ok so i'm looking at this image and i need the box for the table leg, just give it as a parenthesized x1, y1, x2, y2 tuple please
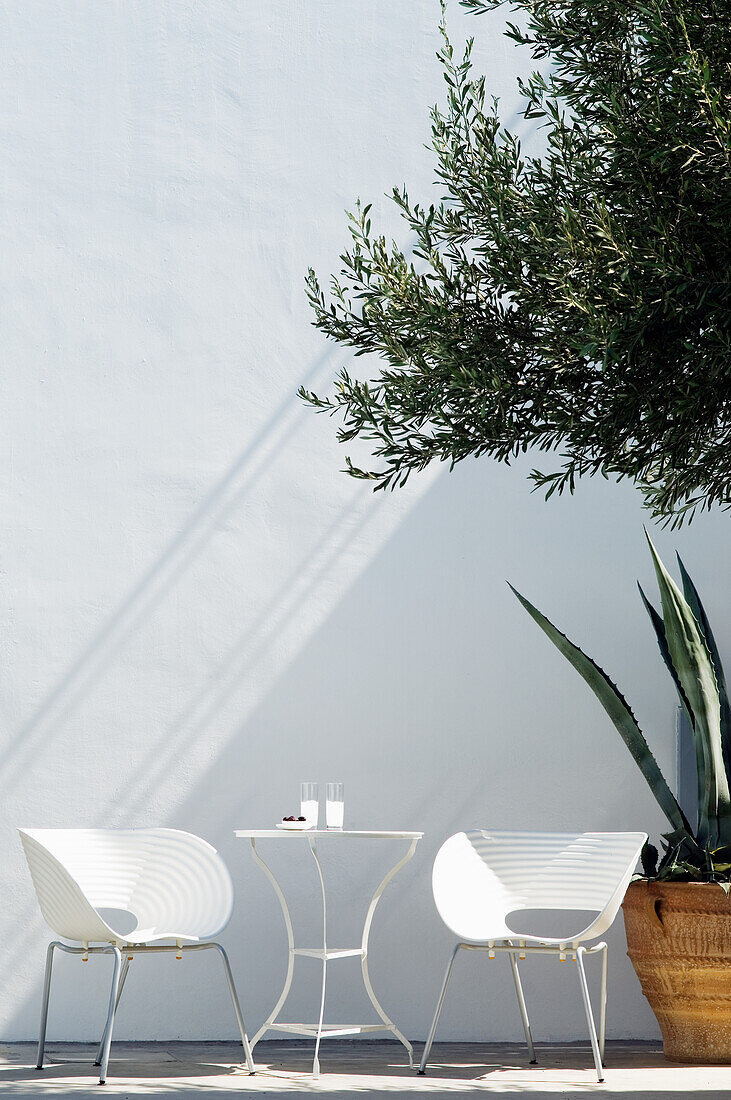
(248, 838, 296, 1049)
(247, 834, 418, 1078)
(307, 837, 328, 1079)
(360, 838, 418, 1067)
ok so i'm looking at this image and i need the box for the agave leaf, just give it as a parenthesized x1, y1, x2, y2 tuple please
(640, 840, 659, 878)
(645, 533, 730, 847)
(662, 826, 702, 854)
(638, 582, 704, 833)
(676, 554, 731, 790)
(638, 583, 695, 726)
(509, 583, 691, 837)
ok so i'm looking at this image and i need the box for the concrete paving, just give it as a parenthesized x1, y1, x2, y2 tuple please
(0, 1040, 729, 1097)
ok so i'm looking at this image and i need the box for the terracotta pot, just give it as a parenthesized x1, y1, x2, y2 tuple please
(622, 880, 731, 1063)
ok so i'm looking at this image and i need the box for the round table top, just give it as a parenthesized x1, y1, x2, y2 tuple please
(234, 829, 423, 840)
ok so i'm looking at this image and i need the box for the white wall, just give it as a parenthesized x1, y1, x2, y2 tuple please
(1, 0, 729, 1045)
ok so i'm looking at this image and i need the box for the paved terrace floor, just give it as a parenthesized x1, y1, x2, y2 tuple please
(1, 1041, 729, 1098)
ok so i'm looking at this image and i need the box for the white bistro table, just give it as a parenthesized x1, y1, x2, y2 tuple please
(235, 829, 422, 1077)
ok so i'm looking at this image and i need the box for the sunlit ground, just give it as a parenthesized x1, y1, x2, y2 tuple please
(1, 1041, 729, 1097)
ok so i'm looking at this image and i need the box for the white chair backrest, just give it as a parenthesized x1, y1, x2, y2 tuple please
(432, 830, 647, 944)
(19, 828, 234, 944)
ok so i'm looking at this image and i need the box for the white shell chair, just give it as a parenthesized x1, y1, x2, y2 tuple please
(419, 830, 647, 1082)
(19, 828, 256, 1085)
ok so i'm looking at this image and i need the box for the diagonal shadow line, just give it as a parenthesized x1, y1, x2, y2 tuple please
(0, 348, 337, 790)
(117, 492, 384, 823)
(4, 479, 383, 969)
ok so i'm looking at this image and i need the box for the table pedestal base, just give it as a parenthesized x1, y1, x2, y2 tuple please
(248, 835, 418, 1078)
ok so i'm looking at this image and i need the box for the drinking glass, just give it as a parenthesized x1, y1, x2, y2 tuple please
(326, 782, 344, 829)
(300, 782, 319, 827)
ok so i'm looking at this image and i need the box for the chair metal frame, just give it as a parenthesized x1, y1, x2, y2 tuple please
(418, 829, 646, 1083)
(419, 939, 608, 1081)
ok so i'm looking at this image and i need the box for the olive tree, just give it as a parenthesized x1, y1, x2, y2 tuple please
(302, 0, 731, 525)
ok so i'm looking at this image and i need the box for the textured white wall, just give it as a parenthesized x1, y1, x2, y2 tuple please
(1, 0, 729, 1046)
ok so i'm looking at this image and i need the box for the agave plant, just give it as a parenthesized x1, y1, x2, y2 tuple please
(511, 532, 731, 884)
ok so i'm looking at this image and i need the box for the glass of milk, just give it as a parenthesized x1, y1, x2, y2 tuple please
(326, 782, 344, 829)
(300, 782, 319, 827)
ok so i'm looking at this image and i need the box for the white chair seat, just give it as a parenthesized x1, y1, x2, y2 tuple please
(420, 829, 646, 1083)
(117, 928, 202, 943)
(19, 827, 256, 1084)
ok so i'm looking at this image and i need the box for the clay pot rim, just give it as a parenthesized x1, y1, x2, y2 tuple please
(626, 878, 731, 890)
(623, 878, 731, 909)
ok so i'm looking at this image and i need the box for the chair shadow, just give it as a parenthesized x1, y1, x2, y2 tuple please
(1, 1042, 237, 1084)
(1, 1041, 728, 1097)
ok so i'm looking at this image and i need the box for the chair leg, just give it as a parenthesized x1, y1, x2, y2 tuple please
(36, 941, 58, 1070)
(508, 951, 536, 1063)
(599, 944, 608, 1062)
(210, 943, 256, 1075)
(97, 947, 123, 1086)
(418, 943, 462, 1075)
(575, 946, 604, 1083)
(94, 956, 130, 1066)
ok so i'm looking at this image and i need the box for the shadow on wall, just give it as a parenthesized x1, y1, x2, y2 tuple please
(6, 353, 707, 1043)
(1, 348, 445, 1039)
(150, 460, 667, 1046)
(0, 348, 337, 791)
(0, 0, 683, 1049)
(8, 440, 681, 1043)
(0, 349, 366, 1002)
